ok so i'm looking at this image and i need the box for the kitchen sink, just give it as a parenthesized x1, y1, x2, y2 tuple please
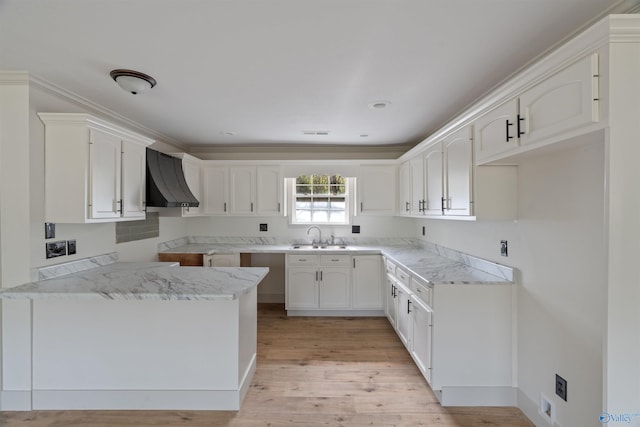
(290, 244, 349, 250)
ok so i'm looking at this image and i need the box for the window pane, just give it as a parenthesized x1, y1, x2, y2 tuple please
(311, 210, 328, 222)
(293, 174, 348, 224)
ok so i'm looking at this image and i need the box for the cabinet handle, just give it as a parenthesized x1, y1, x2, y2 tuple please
(208, 258, 212, 267)
(316, 271, 319, 281)
(224, 202, 227, 212)
(353, 258, 356, 268)
(505, 119, 514, 142)
(278, 202, 281, 212)
(360, 202, 363, 212)
(441, 197, 445, 213)
(517, 114, 525, 137)
(115, 199, 122, 214)
(320, 271, 323, 281)
(251, 202, 254, 212)
(405, 201, 410, 212)
(407, 300, 412, 314)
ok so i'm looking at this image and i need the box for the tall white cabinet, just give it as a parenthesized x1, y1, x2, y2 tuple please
(38, 113, 153, 223)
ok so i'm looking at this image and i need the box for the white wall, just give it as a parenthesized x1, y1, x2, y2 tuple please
(28, 84, 188, 271)
(416, 138, 606, 427)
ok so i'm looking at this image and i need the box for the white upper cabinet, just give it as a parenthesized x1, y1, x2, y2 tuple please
(38, 113, 153, 223)
(357, 165, 396, 215)
(475, 53, 599, 164)
(443, 127, 473, 216)
(398, 161, 412, 216)
(423, 144, 444, 215)
(203, 166, 229, 215)
(202, 165, 282, 216)
(519, 53, 599, 147)
(256, 166, 282, 215)
(229, 167, 256, 214)
(409, 155, 424, 216)
(180, 155, 203, 217)
(120, 139, 147, 219)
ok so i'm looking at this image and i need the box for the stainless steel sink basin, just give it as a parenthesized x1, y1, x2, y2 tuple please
(290, 244, 348, 250)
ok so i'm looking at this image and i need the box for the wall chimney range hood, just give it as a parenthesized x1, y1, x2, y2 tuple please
(145, 148, 199, 208)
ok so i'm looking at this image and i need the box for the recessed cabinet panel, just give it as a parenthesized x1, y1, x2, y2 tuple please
(358, 165, 397, 215)
(424, 145, 444, 215)
(230, 167, 255, 214)
(89, 130, 122, 219)
(203, 167, 229, 214)
(410, 296, 432, 384)
(256, 166, 282, 215)
(319, 268, 351, 308)
(287, 267, 318, 309)
(352, 255, 383, 309)
(410, 155, 424, 216)
(398, 161, 411, 215)
(520, 54, 598, 147)
(121, 139, 146, 218)
(474, 100, 518, 163)
(444, 128, 473, 216)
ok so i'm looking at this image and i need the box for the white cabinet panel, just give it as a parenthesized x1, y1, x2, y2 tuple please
(256, 166, 282, 215)
(444, 127, 473, 216)
(424, 145, 444, 215)
(121, 139, 146, 219)
(352, 255, 383, 309)
(203, 167, 229, 215)
(410, 155, 424, 216)
(287, 267, 318, 309)
(385, 276, 397, 329)
(395, 283, 412, 349)
(358, 165, 396, 215)
(203, 253, 240, 267)
(410, 295, 432, 385)
(229, 167, 255, 215)
(90, 129, 122, 219)
(473, 100, 518, 163)
(319, 268, 351, 308)
(398, 161, 411, 215)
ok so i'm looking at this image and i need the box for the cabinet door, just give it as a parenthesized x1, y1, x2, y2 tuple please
(89, 129, 121, 219)
(204, 253, 240, 267)
(121, 139, 146, 219)
(230, 167, 256, 214)
(182, 160, 202, 217)
(256, 166, 282, 216)
(444, 127, 473, 216)
(203, 167, 229, 214)
(410, 296, 433, 384)
(410, 155, 424, 216)
(520, 53, 598, 147)
(352, 255, 383, 309)
(385, 276, 397, 329)
(319, 268, 351, 308)
(473, 99, 518, 164)
(424, 144, 444, 215)
(395, 284, 412, 349)
(287, 268, 319, 309)
(398, 161, 411, 215)
(358, 165, 396, 215)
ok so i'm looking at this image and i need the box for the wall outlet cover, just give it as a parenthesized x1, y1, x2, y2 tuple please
(46, 241, 66, 259)
(67, 240, 77, 255)
(555, 374, 567, 401)
(352, 225, 361, 234)
(259, 223, 268, 232)
(500, 240, 508, 257)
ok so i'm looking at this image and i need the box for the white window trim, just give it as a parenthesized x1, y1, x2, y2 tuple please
(286, 176, 354, 225)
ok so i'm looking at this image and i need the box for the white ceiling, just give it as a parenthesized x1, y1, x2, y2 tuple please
(1, 0, 637, 151)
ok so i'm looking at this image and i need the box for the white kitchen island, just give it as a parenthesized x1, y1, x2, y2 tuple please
(0, 257, 268, 411)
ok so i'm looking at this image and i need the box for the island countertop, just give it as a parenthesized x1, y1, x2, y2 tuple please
(0, 262, 269, 301)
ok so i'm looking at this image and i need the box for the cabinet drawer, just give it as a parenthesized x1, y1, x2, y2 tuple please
(320, 254, 351, 267)
(396, 267, 410, 286)
(287, 254, 319, 265)
(411, 277, 433, 307)
(385, 258, 397, 275)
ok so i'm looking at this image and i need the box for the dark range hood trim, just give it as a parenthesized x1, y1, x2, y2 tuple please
(145, 148, 200, 208)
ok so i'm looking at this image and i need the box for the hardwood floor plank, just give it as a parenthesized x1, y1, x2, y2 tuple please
(0, 303, 533, 427)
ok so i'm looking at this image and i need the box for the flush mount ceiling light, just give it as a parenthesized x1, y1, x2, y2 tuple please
(368, 100, 391, 109)
(110, 69, 157, 95)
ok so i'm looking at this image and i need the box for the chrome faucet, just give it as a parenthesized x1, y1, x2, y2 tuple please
(307, 225, 322, 245)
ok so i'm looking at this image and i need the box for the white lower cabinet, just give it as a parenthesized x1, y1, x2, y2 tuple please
(384, 257, 513, 405)
(286, 255, 351, 310)
(352, 255, 383, 309)
(203, 253, 240, 267)
(410, 295, 433, 384)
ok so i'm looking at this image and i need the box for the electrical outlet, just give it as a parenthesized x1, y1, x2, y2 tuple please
(500, 240, 508, 257)
(259, 223, 268, 232)
(44, 222, 55, 239)
(67, 240, 77, 255)
(352, 225, 360, 234)
(45, 241, 66, 259)
(556, 374, 567, 401)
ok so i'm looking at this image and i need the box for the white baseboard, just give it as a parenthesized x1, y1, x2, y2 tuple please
(0, 390, 32, 410)
(287, 309, 385, 317)
(438, 386, 517, 406)
(238, 353, 257, 404)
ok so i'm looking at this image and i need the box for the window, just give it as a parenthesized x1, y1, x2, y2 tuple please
(290, 174, 350, 224)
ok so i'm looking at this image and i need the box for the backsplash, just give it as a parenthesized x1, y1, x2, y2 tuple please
(37, 252, 119, 281)
(116, 212, 160, 243)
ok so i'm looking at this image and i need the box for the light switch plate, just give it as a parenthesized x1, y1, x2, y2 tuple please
(45, 222, 55, 239)
(67, 240, 77, 255)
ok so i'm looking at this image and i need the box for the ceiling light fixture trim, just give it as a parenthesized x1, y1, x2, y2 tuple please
(110, 69, 157, 95)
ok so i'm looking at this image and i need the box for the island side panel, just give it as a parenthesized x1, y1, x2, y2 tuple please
(238, 286, 258, 400)
(31, 299, 242, 409)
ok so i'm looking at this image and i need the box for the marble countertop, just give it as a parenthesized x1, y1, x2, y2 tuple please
(0, 262, 269, 301)
(159, 241, 513, 286)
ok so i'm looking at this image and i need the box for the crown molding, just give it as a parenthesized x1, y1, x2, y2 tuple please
(0, 71, 30, 86)
(28, 73, 188, 151)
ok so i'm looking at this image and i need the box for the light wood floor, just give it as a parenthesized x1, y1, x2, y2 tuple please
(1, 304, 533, 426)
